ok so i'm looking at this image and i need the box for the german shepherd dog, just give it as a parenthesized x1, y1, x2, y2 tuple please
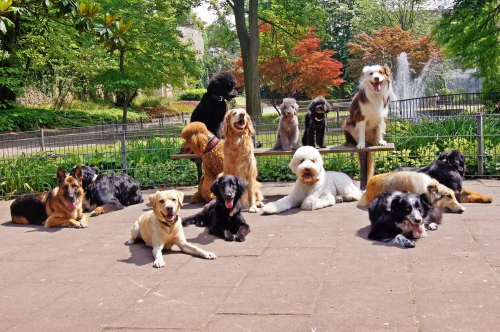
(10, 166, 88, 228)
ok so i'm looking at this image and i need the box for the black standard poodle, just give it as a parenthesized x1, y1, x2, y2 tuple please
(190, 71, 238, 138)
(302, 96, 331, 148)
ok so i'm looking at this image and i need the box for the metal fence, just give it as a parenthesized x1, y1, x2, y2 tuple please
(1, 92, 500, 199)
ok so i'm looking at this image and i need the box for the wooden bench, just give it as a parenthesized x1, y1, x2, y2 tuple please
(170, 143, 395, 190)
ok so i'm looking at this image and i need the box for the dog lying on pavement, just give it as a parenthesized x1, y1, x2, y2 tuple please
(71, 165, 143, 217)
(183, 175, 250, 242)
(128, 190, 216, 268)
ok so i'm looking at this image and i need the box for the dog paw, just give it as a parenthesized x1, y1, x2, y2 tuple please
(319, 145, 326, 148)
(405, 240, 416, 248)
(248, 205, 259, 213)
(202, 252, 217, 259)
(256, 201, 264, 208)
(90, 210, 99, 217)
(153, 258, 165, 268)
(77, 221, 88, 228)
(426, 222, 438, 230)
(235, 235, 246, 242)
(262, 204, 278, 215)
(378, 140, 387, 146)
(356, 142, 366, 149)
(127, 238, 136, 244)
(224, 230, 235, 241)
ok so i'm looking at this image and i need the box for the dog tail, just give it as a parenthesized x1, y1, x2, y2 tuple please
(357, 192, 369, 206)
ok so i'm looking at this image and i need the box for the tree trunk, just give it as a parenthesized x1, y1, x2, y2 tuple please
(231, 0, 261, 117)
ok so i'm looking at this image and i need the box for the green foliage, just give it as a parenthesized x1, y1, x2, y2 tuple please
(434, 1, 500, 92)
(180, 89, 206, 101)
(0, 107, 148, 132)
(0, 67, 23, 109)
(133, 95, 172, 108)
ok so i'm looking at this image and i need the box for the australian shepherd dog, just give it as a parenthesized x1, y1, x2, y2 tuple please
(342, 65, 392, 181)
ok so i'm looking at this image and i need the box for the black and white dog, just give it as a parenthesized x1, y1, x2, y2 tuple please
(70, 165, 143, 216)
(367, 190, 442, 248)
(183, 175, 250, 242)
(272, 98, 300, 151)
(302, 96, 331, 148)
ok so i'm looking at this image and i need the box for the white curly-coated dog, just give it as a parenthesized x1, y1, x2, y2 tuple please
(262, 146, 363, 214)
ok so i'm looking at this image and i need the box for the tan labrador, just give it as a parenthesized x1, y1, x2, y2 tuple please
(128, 190, 216, 268)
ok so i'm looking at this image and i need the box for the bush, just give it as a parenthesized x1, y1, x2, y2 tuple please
(179, 89, 205, 101)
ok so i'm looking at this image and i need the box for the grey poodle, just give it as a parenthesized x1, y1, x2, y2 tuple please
(272, 98, 300, 151)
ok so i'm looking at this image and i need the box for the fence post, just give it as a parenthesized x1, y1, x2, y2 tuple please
(40, 128, 45, 151)
(476, 113, 484, 176)
(121, 128, 127, 174)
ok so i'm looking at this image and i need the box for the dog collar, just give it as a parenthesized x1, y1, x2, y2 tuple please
(159, 215, 178, 227)
(314, 117, 324, 122)
(303, 179, 320, 186)
(212, 94, 224, 102)
(205, 135, 220, 153)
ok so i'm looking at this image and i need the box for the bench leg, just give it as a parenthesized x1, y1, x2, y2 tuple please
(194, 158, 203, 182)
(359, 152, 367, 191)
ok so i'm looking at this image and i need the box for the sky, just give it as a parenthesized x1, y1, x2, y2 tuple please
(193, 3, 217, 25)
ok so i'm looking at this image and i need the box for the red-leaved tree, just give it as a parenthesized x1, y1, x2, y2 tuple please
(234, 25, 344, 101)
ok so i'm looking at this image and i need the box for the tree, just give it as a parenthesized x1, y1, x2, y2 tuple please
(227, 0, 261, 117)
(347, 25, 442, 79)
(353, 0, 442, 37)
(235, 25, 344, 102)
(433, 0, 500, 91)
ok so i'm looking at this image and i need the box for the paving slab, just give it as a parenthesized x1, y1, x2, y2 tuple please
(0, 180, 500, 331)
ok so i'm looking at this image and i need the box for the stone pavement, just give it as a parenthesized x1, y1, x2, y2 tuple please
(1, 179, 500, 331)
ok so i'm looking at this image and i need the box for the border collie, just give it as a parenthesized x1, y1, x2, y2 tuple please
(368, 190, 443, 248)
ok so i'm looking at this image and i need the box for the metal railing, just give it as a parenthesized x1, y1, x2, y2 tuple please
(1, 92, 500, 199)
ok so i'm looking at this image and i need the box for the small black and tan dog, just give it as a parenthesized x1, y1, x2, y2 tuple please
(71, 165, 144, 217)
(10, 166, 88, 228)
(302, 96, 331, 148)
(183, 175, 250, 242)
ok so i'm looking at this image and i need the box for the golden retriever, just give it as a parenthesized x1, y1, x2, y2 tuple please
(128, 190, 216, 268)
(358, 171, 465, 213)
(221, 108, 264, 213)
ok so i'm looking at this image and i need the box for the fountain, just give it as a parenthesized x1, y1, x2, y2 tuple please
(391, 52, 439, 119)
(392, 52, 427, 100)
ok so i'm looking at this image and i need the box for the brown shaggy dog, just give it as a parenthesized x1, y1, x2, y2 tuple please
(221, 109, 264, 213)
(358, 171, 465, 213)
(181, 122, 224, 203)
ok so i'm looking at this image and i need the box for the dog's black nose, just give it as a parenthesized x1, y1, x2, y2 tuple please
(305, 167, 310, 172)
(166, 205, 173, 212)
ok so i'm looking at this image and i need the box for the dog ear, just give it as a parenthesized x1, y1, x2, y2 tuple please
(236, 177, 248, 196)
(89, 165, 99, 174)
(72, 165, 83, 182)
(149, 191, 159, 207)
(427, 183, 438, 197)
(210, 178, 220, 195)
(294, 102, 299, 113)
(325, 100, 331, 112)
(173, 190, 184, 207)
(246, 114, 255, 134)
(308, 101, 315, 113)
(438, 150, 451, 161)
(382, 66, 391, 77)
(221, 114, 229, 137)
(56, 166, 66, 184)
(419, 193, 434, 210)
